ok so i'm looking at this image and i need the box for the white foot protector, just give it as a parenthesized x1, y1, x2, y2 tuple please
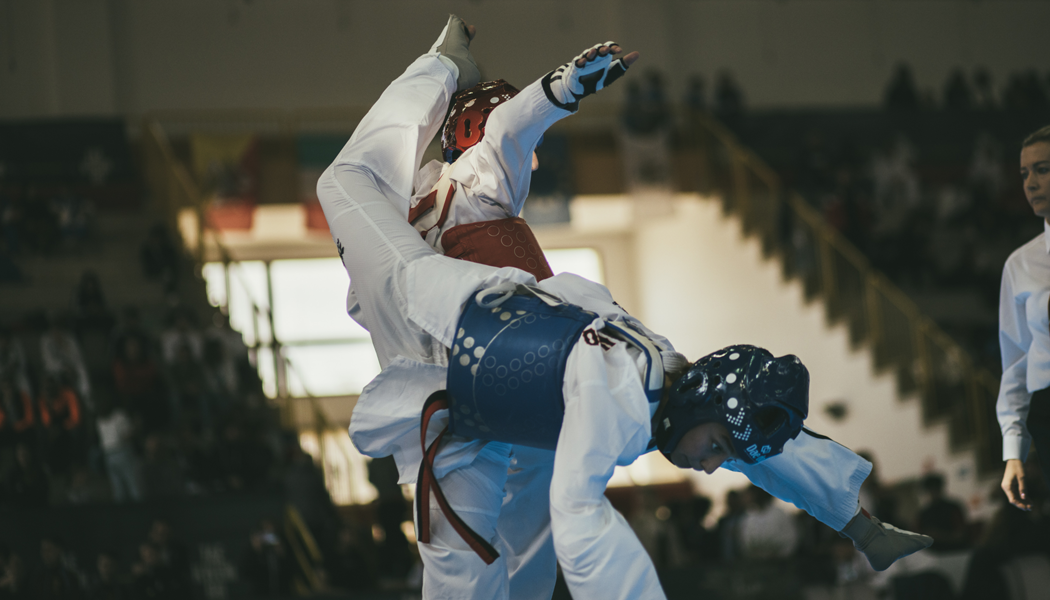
(841, 509, 934, 572)
(542, 41, 631, 112)
(431, 14, 480, 92)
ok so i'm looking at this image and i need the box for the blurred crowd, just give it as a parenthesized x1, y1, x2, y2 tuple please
(620, 453, 1050, 600)
(0, 284, 282, 507)
(0, 520, 191, 600)
(0, 187, 96, 283)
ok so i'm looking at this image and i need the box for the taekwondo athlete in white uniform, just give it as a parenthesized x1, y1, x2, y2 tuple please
(315, 15, 932, 600)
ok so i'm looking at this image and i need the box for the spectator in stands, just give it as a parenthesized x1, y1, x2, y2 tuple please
(213, 420, 272, 491)
(796, 131, 835, 198)
(671, 496, 718, 563)
(49, 188, 93, 248)
(38, 375, 84, 477)
(145, 519, 190, 589)
(205, 312, 249, 398)
(738, 485, 799, 560)
(165, 343, 213, 433)
(366, 455, 413, 581)
(916, 472, 968, 550)
(200, 338, 234, 417)
(86, 550, 129, 600)
(0, 374, 35, 446)
(241, 518, 292, 598)
(629, 488, 684, 569)
(972, 67, 996, 109)
(0, 188, 22, 256)
(95, 394, 142, 503)
(20, 187, 60, 257)
(2, 442, 50, 508)
(130, 543, 180, 600)
(108, 307, 155, 364)
(64, 464, 108, 505)
(883, 63, 919, 111)
(111, 335, 164, 432)
(684, 74, 706, 114)
(139, 434, 186, 499)
(326, 524, 376, 592)
(1003, 70, 1049, 111)
(942, 68, 973, 111)
(0, 327, 29, 397)
(716, 489, 746, 562)
(71, 272, 115, 378)
(0, 244, 24, 284)
(713, 70, 744, 129)
(868, 133, 923, 281)
(0, 545, 28, 598)
(857, 450, 898, 526)
(159, 309, 202, 365)
(40, 316, 91, 410)
(71, 271, 113, 332)
(139, 224, 181, 293)
(30, 536, 83, 599)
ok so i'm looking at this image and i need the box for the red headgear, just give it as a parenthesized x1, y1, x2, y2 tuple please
(441, 80, 520, 163)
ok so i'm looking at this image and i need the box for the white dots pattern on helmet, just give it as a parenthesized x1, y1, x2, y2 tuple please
(729, 352, 740, 360)
(733, 425, 752, 441)
(490, 97, 500, 103)
(727, 409, 744, 427)
(726, 373, 737, 384)
(726, 398, 738, 410)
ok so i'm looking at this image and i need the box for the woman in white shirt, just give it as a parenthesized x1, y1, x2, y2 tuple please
(998, 124, 1050, 510)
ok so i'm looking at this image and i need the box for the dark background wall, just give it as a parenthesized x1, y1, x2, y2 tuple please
(1, 0, 1047, 117)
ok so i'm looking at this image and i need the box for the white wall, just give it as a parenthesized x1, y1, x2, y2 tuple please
(566, 194, 987, 517)
(1, 0, 1047, 118)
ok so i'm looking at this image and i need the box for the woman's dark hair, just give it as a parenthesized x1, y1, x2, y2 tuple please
(1022, 124, 1050, 148)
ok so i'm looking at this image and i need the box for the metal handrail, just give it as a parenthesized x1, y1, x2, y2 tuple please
(284, 504, 324, 591)
(688, 111, 1002, 476)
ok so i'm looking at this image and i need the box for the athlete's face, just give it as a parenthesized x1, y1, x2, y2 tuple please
(532, 151, 539, 172)
(1021, 142, 1050, 221)
(670, 422, 733, 474)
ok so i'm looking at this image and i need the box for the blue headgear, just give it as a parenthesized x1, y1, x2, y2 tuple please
(653, 344, 809, 465)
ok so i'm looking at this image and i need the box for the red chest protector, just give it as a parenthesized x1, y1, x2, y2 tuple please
(441, 217, 554, 281)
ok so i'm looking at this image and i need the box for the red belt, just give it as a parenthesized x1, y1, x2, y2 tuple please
(415, 391, 500, 565)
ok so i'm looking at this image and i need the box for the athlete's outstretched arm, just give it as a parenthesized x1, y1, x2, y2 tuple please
(449, 43, 641, 220)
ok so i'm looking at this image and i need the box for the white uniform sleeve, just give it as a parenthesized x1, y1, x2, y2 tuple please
(721, 430, 871, 532)
(549, 326, 666, 600)
(442, 79, 572, 225)
(998, 261, 1034, 462)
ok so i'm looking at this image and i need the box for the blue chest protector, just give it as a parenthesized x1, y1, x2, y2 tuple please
(446, 288, 664, 450)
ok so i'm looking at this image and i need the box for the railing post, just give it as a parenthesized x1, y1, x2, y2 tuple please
(913, 319, 934, 420)
(818, 234, 837, 317)
(731, 146, 750, 228)
(865, 274, 883, 361)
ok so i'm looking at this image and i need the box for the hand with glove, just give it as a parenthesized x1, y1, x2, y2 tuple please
(543, 42, 641, 112)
